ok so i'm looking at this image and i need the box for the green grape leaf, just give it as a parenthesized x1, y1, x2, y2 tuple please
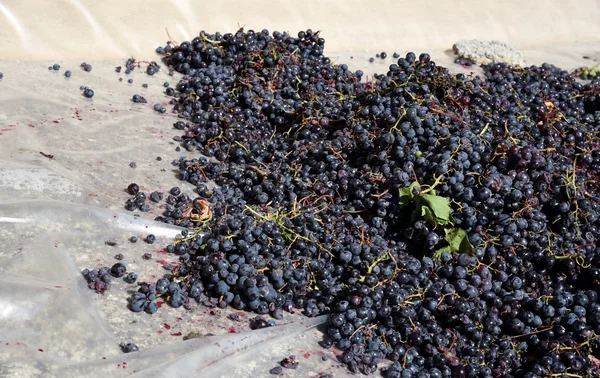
(421, 194, 453, 225)
(399, 181, 420, 207)
(433, 246, 452, 260)
(444, 228, 475, 255)
(433, 228, 474, 260)
(421, 205, 434, 221)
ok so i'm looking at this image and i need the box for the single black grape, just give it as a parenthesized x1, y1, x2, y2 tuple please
(124, 272, 138, 284)
(127, 183, 139, 195)
(121, 343, 139, 353)
(130, 298, 147, 312)
(110, 263, 127, 278)
(145, 302, 158, 314)
(269, 366, 282, 375)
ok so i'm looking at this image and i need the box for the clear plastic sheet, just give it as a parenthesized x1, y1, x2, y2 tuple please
(0, 61, 343, 377)
(0, 200, 335, 377)
(1, 1, 600, 377)
(2, 0, 600, 62)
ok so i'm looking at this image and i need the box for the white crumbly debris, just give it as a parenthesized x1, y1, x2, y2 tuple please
(453, 39, 525, 66)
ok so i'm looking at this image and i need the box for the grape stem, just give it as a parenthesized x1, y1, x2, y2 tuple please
(420, 174, 444, 195)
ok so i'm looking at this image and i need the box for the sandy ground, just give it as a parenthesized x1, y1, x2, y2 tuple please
(1, 1, 600, 377)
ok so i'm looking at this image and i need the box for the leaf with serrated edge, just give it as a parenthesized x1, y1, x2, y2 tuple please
(444, 228, 461, 250)
(421, 194, 453, 223)
(444, 228, 475, 255)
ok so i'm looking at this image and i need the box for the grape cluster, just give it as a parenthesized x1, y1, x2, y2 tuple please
(573, 66, 599, 80)
(279, 355, 299, 369)
(249, 316, 276, 329)
(129, 279, 187, 314)
(80, 62, 92, 72)
(132, 94, 148, 103)
(117, 57, 161, 76)
(153, 103, 167, 113)
(82, 267, 112, 293)
(124, 184, 152, 212)
(116, 28, 600, 377)
(454, 57, 474, 67)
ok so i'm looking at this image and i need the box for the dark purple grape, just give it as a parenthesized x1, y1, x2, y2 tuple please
(145, 302, 158, 314)
(121, 343, 139, 353)
(83, 88, 94, 98)
(110, 263, 127, 278)
(127, 183, 139, 195)
(269, 366, 282, 375)
(124, 272, 138, 284)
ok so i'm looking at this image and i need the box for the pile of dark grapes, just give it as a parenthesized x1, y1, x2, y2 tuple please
(80, 62, 92, 72)
(116, 57, 161, 76)
(454, 57, 474, 67)
(573, 66, 599, 80)
(82, 267, 112, 293)
(123, 29, 600, 377)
